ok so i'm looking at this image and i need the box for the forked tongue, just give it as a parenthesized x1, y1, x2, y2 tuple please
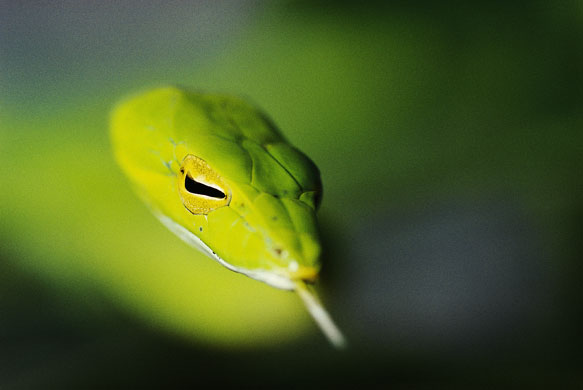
(295, 281, 347, 349)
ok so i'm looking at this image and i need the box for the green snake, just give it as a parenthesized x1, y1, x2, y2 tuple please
(110, 86, 345, 348)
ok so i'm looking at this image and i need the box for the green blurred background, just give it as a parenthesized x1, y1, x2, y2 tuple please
(1, 1, 581, 387)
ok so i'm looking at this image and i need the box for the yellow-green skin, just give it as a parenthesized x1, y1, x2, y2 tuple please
(110, 87, 323, 290)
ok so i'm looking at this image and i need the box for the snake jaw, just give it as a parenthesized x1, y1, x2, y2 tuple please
(289, 264, 319, 283)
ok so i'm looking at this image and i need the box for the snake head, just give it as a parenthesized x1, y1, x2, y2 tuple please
(111, 86, 323, 290)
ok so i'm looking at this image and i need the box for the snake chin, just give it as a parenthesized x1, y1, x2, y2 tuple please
(155, 213, 300, 290)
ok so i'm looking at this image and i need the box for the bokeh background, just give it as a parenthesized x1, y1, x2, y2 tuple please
(1, 1, 581, 387)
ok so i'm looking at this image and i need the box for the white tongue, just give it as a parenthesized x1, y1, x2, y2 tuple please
(296, 282, 347, 349)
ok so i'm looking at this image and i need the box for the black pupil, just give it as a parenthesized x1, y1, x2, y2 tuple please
(184, 175, 226, 199)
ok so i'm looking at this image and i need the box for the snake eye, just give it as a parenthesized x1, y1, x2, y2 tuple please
(184, 174, 226, 199)
(178, 154, 231, 215)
